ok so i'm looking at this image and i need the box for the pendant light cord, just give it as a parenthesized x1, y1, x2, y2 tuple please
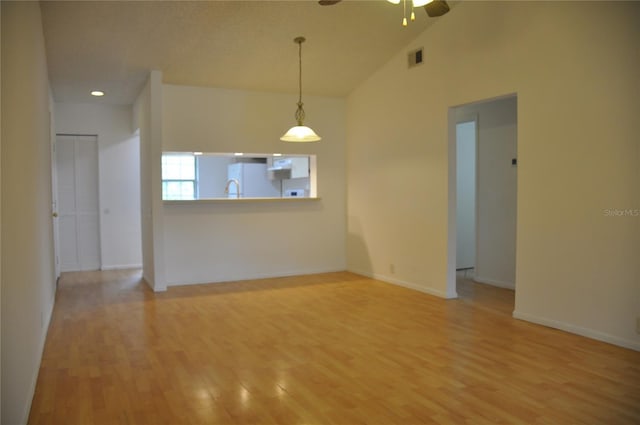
(280, 35, 321, 142)
(294, 37, 306, 125)
(298, 39, 303, 105)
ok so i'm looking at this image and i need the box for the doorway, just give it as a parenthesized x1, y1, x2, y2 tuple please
(456, 119, 477, 273)
(448, 95, 518, 298)
(54, 134, 101, 272)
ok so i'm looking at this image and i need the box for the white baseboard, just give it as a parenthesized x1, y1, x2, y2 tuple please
(348, 268, 458, 299)
(166, 267, 347, 287)
(141, 275, 165, 292)
(513, 310, 640, 352)
(101, 263, 143, 271)
(474, 276, 515, 290)
(22, 291, 56, 424)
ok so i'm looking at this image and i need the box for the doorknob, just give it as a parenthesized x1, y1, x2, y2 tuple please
(52, 212, 58, 218)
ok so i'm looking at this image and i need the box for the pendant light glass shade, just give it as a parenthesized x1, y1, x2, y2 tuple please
(281, 36, 321, 143)
(281, 125, 321, 142)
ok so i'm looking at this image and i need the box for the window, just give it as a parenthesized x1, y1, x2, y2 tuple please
(162, 154, 196, 200)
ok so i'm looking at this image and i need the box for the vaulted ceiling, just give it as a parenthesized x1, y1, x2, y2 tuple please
(40, 0, 452, 104)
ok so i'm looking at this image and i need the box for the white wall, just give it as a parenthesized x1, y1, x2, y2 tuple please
(455, 120, 476, 270)
(347, 1, 640, 349)
(134, 79, 154, 286)
(0, 3, 3, 420)
(161, 84, 346, 285)
(55, 103, 142, 270)
(457, 97, 517, 288)
(1, 2, 57, 423)
(133, 71, 166, 291)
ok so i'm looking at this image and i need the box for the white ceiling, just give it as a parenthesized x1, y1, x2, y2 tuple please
(40, 0, 451, 105)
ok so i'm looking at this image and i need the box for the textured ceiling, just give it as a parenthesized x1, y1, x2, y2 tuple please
(40, 0, 449, 105)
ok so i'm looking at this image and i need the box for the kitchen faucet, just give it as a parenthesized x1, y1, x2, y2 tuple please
(224, 178, 241, 198)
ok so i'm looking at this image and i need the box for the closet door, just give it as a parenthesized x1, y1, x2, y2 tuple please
(56, 135, 101, 271)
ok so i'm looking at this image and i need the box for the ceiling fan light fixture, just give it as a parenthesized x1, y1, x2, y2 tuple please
(280, 36, 321, 143)
(424, 0, 450, 17)
(391, 0, 447, 26)
(412, 0, 433, 7)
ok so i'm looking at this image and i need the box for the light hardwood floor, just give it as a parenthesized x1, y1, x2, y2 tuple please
(28, 270, 640, 424)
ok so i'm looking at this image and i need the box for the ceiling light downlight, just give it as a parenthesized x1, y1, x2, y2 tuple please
(90, 90, 105, 97)
(280, 36, 321, 143)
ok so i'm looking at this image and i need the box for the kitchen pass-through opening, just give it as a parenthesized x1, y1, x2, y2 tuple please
(161, 152, 317, 200)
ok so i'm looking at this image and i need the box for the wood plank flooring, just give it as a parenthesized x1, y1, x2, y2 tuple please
(28, 270, 640, 424)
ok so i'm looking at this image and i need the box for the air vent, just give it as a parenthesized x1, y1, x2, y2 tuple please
(408, 47, 424, 68)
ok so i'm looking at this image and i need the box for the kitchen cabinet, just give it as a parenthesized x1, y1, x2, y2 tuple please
(273, 157, 309, 178)
(290, 157, 309, 178)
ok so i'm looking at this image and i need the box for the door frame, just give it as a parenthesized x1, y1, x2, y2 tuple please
(454, 114, 479, 272)
(54, 133, 102, 272)
(51, 125, 60, 279)
(447, 93, 518, 298)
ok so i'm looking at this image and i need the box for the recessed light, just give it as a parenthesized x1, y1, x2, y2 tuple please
(91, 90, 105, 97)
(193, 151, 203, 156)
(234, 152, 244, 156)
(272, 153, 282, 157)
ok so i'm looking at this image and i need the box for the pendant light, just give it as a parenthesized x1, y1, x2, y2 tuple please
(280, 36, 321, 142)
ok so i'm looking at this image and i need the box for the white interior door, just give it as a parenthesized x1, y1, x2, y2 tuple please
(56, 135, 101, 272)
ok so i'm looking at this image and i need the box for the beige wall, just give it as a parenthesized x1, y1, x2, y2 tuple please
(161, 84, 346, 285)
(0, 3, 3, 420)
(347, 1, 640, 349)
(1, 2, 57, 423)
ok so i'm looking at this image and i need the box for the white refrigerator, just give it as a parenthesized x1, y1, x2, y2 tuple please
(227, 163, 281, 198)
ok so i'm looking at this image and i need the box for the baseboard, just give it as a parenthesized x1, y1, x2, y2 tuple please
(101, 263, 143, 271)
(474, 276, 515, 290)
(142, 273, 153, 290)
(513, 310, 640, 352)
(166, 267, 347, 287)
(21, 291, 56, 424)
(348, 268, 458, 299)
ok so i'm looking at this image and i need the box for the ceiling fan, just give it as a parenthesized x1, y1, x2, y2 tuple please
(319, 0, 450, 19)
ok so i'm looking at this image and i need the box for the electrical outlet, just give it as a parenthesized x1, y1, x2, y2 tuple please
(390, 263, 395, 274)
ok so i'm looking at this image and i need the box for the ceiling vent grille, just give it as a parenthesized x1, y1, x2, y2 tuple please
(408, 48, 424, 68)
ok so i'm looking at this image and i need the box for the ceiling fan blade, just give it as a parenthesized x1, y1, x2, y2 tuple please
(424, 0, 450, 17)
(319, 0, 342, 5)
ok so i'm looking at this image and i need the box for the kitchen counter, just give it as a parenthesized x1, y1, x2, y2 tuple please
(164, 197, 321, 205)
